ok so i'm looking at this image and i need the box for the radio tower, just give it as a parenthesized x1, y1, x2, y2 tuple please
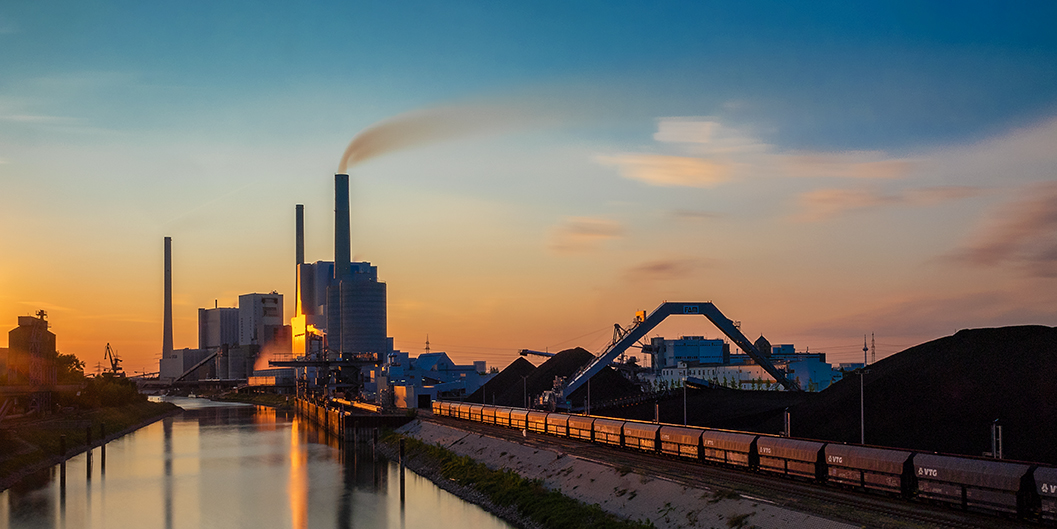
(871, 333, 876, 364)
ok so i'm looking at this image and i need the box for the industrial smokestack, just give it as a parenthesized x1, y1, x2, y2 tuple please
(295, 204, 305, 265)
(163, 236, 173, 357)
(334, 174, 351, 279)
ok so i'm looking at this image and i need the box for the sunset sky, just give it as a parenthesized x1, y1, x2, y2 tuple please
(2, 2, 1056, 374)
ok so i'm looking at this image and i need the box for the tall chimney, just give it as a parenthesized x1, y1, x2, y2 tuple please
(163, 236, 173, 357)
(295, 204, 305, 265)
(334, 174, 351, 279)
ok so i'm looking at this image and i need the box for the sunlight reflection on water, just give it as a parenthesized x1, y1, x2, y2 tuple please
(0, 397, 511, 529)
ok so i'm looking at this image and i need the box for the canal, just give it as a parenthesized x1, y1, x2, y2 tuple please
(0, 398, 512, 529)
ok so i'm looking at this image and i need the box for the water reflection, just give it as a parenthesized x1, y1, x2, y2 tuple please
(1, 397, 511, 529)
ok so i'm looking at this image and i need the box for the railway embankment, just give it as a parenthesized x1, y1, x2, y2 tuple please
(388, 418, 855, 529)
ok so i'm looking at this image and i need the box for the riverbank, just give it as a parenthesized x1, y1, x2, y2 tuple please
(388, 419, 855, 529)
(211, 392, 295, 410)
(0, 400, 180, 492)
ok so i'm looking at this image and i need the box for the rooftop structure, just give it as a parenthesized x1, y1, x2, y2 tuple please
(5, 311, 56, 387)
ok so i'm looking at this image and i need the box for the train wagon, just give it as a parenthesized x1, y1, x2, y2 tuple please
(527, 411, 550, 433)
(1034, 466, 1057, 521)
(510, 409, 530, 429)
(914, 453, 1033, 514)
(824, 444, 913, 495)
(433, 399, 450, 416)
(623, 421, 661, 452)
(568, 416, 595, 441)
(481, 405, 499, 425)
(431, 401, 444, 415)
(757, 437, 825, 480)
(494, 407, 514, 427)
(546, 413, 571, 437)
(469, 405, 485, 423)
(454, 403, 472, 420)
(593, 418, 624, 447)
(659, 425, 703, 459)
(701, 430, 758, 468)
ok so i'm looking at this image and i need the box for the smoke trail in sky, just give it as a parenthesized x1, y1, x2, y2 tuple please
(338, 102, 570, 173)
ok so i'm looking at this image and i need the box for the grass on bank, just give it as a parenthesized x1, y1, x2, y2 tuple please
(0, 400, 179, 484)
(212, 392, 295, 410)
(385, 432, 654, 529)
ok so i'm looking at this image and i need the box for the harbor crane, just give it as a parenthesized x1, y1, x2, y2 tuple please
(104, 343, 125, 377)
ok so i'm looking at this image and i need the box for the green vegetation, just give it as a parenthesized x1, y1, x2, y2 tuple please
(212, 392, 294, 410)
(56, 373, 146, 408)
(385, 433, 654, 529)
(0, 400, 179, 488)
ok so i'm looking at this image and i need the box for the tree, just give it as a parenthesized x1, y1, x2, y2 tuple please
(56, 352, 85, 384)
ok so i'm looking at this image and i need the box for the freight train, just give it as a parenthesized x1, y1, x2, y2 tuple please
(432, 401, 1057, 522)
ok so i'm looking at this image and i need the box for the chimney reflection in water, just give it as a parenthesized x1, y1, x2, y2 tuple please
(290, 418, 308, 529)
(163, 418, 173, 529)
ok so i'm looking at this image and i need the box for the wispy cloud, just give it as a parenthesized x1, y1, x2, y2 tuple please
(672, 209, 721, 221)
(18, 301, 74, 313)
(549, 216, 624, 253)
(796, 186, 985, 221)
(599, 117, 915, 188)
(783, 152, 914, 179)
(595, 153, 730, 188)
(947, 181, 1057, 277)
(624, 257, 712, 281)
(653, 117, 771, 154)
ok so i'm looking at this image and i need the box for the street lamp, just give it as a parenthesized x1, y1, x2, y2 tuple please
(861, 335, 868, 445)
(520, 375, 529, 409)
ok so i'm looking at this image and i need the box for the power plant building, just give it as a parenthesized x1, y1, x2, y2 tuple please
(198, 307, 239, 349)
(159, 347, 214, 382)
(328, 262, 387, 357)
(239, 293, 284, 346)
(293, 175, 389, 361)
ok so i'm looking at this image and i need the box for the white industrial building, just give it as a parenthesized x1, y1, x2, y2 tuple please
(363, 351, 494, 408)
(648, 336, 844, 392)
(239, 292, 284, 346)
(198, 306, 239, 349)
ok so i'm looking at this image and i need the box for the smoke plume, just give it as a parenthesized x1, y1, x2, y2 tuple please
(338, 103, 566, 173)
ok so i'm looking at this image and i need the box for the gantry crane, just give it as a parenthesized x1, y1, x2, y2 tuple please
(555, 302, 801, 408)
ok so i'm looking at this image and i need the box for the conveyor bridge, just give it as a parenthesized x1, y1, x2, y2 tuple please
(558, 302, 800, 405)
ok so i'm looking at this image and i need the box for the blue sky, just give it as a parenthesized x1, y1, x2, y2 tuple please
(2, 2, 1056, 371)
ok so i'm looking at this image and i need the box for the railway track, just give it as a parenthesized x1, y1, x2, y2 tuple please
(426, 414, 1038, 529)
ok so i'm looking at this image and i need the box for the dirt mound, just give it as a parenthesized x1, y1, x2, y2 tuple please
(466, 357, 535, 405)
(466, 348, 639, 408)
(791, 325, 1057, 464)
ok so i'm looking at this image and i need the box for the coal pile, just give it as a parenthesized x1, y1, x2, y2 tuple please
(465, 357, 535, 405)
(466, 348, 639, 408)
(600, 388, 811, 434)
(791, 325, 1057, 464)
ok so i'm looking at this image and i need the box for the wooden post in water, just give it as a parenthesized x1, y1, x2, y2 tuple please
(100, 421, 108, 474)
